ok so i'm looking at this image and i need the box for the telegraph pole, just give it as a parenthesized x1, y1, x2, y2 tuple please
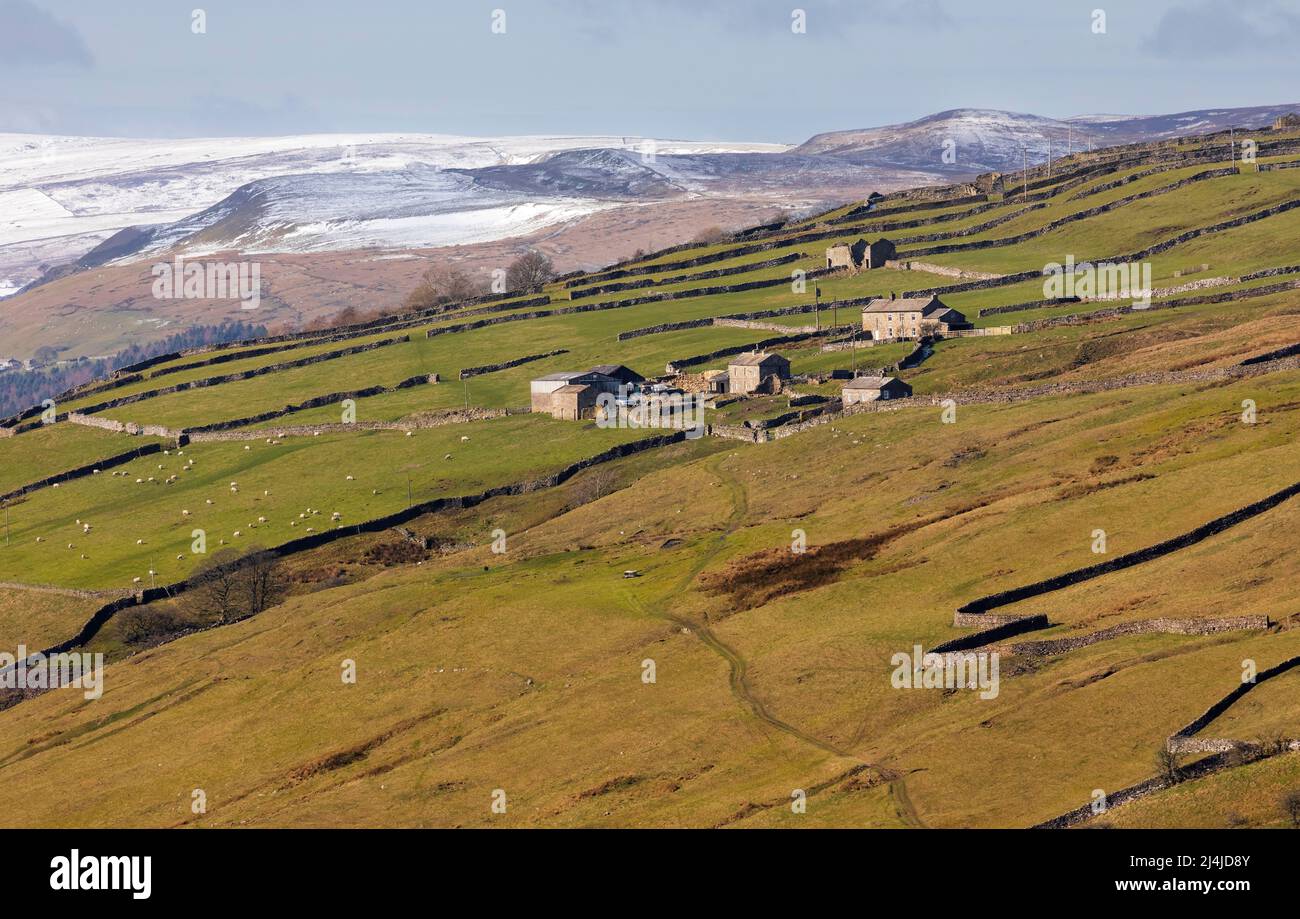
(1230, 127, 1235, 169)
(814, 286, 821, 330)
(1023, 148, 1028, 196)
(1047, 136, 1052, 178)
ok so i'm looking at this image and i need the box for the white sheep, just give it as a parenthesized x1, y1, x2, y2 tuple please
(461, 435, 469, 442)
(182, 509, 190, 517)
(233, 530, 242, 537)
(136, 538, 145, 545)
(346, 475, 354, 481)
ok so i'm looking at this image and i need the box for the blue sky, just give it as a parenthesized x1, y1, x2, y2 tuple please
(3, 0, 1299, 140)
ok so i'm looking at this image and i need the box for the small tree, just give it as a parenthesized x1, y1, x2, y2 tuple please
(505, 250, 555, 291)
(1155, 747, 1183, 785)
(405, 264, 482, 311)
(1279, 790, 1300, 827)
(240, 548, 289, 616)
(186, 547, 288, 624)
(187, 548, 243, 624)
(692, 225, 728, 245)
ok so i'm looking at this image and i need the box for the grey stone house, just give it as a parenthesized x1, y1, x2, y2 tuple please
(861, 295, 971, 341)
(726, 352, 791, 395)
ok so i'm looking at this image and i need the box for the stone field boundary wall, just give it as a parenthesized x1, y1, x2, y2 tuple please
(459, 349, 568, 380)
(186, 409, 506, 442)
(0, 443, 165, 504)
(954, 480, 1300, 618)
(567, 253, 804, 300)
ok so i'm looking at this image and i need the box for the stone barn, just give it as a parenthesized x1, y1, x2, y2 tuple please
(549, 384, 599, 421)
(1273, 113, 1300, 130)
(588, 364, 646, 387)
(842, 375, 912, 404)
(861, 295, 971, 341)
(726, 352, 791, 395)
(530, 370, 619, 413)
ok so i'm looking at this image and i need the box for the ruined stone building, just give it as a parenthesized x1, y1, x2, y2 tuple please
(825, 237, 895, 270)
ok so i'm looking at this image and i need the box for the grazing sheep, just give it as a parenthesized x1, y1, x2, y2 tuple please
(405, 431, 414, 437)
(67, 543, 75, 550)
(444, 453, 452, 460)
(258, 516, 267, 524)
(233, 530, 242, 537)
(461, 435, 469, 442)
(35, 537, 43, 543)
(182, 510, 191, 517)
(346, 475, 355, 481)
(136, 538, 145, 545)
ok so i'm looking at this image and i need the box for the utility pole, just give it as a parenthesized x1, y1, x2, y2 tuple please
(1047, 136, 1052, 178)
(814, 286, 821, 330)
(1068, 124, 1073, 157)
(851, 328, 858, 376)
(1230, 127, 1235, 169)
(1023, 148, 1028, 196)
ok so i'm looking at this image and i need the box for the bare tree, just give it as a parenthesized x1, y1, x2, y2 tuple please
(405, 264, 483, 311)
(186, 547, 288, 624)
(1155, 747, 1183, 785)
(505, 250, 555, 291)
(692, 225, 728, 245)
(241, 548, 289, 616)
(1281, 790, 1300, 827)
(187, 548, 243, 623)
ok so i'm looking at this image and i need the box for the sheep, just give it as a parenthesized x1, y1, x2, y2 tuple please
(444, 453, 452, 460)
(233, 530, 242, 538)
(35, 537, 44, 543)
(176, 554, 185, 561)
(257, 516, 267, 524)
(405, 431, 414, 437)
(182, 509, 191, 517)
(346, 475, 355, 481)
(132, 577, 142, 584)
(461, 435, 470, 442)
(67, 543, 75, 550)
(136, 539, 145, 545)
(205, 499, 214, 505)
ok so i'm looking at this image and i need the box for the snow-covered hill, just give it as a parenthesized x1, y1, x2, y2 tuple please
(0, 132, 788, 294)
(794, 104, 1300, 173)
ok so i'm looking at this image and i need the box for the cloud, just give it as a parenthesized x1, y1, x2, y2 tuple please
(562, 0, 952, 37)
(0, 0, 93, 69)
(1143, 0, 1300, 57)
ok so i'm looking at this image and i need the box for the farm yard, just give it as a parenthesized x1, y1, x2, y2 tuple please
(1, 120, 1299, 830)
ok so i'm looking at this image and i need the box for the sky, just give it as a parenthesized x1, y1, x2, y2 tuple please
(2, 0, 1299, 142)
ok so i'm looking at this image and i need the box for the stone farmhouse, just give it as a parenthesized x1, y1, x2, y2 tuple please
(726, 352, 791, 395)
(826, 238, 896, 271)
(861, 294, 971, 341)
(1274, 113, 1300, 130)
(530, 365, 646, 420)
(842, 375, 912, 404)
